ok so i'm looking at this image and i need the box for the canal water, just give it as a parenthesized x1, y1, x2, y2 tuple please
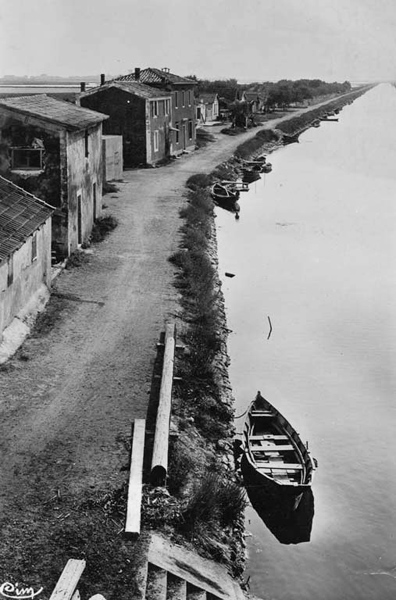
(216, 84, 396, 600)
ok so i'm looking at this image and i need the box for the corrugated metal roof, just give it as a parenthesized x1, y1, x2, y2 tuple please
(116, 68, 196, 86)
(0, 176, 54, 262)
(0, 94, 108, 131)
(81, 80, 171, 100)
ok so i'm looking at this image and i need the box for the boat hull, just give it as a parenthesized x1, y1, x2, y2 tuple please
(241, 392, 316, 503)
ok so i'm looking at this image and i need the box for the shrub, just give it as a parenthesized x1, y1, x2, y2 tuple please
(185, 173, 213, 191)
(66, 250, 90, 269)
(103, 181, 119, 195)
(91, 215, 118, 243)
(180, 473, 247, 533)
(167, 440, 195, 496)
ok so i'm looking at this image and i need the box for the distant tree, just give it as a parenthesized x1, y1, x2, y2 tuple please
(229, 100, 250, 127)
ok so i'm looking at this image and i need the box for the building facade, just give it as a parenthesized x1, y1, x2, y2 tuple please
(0, 94, 108, 258)
(196, 93, 220, 124)
(115, 68, 197, 156)
(0, 176, 54, 341)
(80, 81, 171, 168)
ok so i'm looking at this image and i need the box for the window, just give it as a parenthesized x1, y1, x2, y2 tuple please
(174, 91, 178, 108)
(175, 122, 179, 144)
(93, 182, 97, 221)
(181, 91, 185, 107)
(188, 91, 191, 106)
(188, 119, 193, 140)
(159, 100, 165, 115)
(11, 148, 43, 170)
(85, 130, 89, 157)
(151, 101, 158, 117)
(7, 256, 13, 287)
(165, 99, 170, 115)
(154, 130, 159, 152)
(31, 232, 38, 262)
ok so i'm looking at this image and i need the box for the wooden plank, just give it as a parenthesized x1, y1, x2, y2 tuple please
(148, 534, 245, 600)
(151, 323, 176, 485)
(49, 560, 86, 600)
(253, 445, 294, 452)
(250, 434, 288, 440)
(255, 462, 303, 470)
(125, 419, 146, 536)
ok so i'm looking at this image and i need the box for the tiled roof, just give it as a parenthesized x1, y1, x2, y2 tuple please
(81, 81, 171, 100)
(0, 95, 108, 131)
(243, 92, 260, 101)
(116, 68, 197, 86)
(198, 93, 218, 104)
(0, 176, 54, 262)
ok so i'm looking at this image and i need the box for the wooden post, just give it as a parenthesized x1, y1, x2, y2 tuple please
(125, 419, 146, 536)
(150, 323, 176, 485)
(49, 560, 86, 600)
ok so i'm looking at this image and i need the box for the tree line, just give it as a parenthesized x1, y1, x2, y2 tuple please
(189, 76, 351, 109)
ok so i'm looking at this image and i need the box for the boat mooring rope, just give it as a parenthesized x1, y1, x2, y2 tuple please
(234, 407, 249, 419)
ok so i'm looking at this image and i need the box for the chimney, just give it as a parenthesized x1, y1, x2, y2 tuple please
(80, 82, 86, 93)
(100, 73, 105, 86)
(135, 67, 140, 81)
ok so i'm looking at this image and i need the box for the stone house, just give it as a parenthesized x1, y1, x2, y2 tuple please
(79, 80, 171, 168)
(196, 93, 220, 124)
(0, 176, 54, 342)
(0, 94, 108, 259)
(115, 68, 197, 156)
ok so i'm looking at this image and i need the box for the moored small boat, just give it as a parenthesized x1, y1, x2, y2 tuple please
(221, 180, 249, 192)
(241, 391, 316, 508)
(211, 182, 240, 202)
(242, 169, 261, 184)
(211, 182, 241, 213)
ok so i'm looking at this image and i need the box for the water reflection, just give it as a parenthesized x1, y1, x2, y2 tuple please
(243, 469, 315, 545)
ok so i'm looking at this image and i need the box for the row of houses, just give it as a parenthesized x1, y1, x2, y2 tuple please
(0, 67, 204, 344)
(0, 66, 263, 344)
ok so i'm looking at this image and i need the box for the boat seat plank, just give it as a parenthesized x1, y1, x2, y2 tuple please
(255, 462, 303, 470)
(253, 445, 294, 452)
(251, 411, 275, 417)
(249, 435, 289, 441)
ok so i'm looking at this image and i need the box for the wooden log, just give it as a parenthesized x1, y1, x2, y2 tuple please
(49, 560, 86, 600)
(125, 419, 146, 536)
(150, 323, 175, 485)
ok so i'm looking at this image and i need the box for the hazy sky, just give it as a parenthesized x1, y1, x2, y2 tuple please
(1, 0, 396, 82)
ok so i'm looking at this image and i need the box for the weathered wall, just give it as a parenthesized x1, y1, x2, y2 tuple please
(0, 218, 52, 340)
(66, 124, 103, 255)
(0, 113, 62, 207)
(102, 135, 123, 181)
(81, 88, 147, 167)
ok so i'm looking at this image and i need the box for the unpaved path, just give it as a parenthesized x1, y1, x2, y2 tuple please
(0, 99, 350, 580)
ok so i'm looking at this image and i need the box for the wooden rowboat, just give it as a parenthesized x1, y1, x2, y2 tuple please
(211, 182, 239, 202)
(211, 183, 240, 213)
(241, 391, 316, 509)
